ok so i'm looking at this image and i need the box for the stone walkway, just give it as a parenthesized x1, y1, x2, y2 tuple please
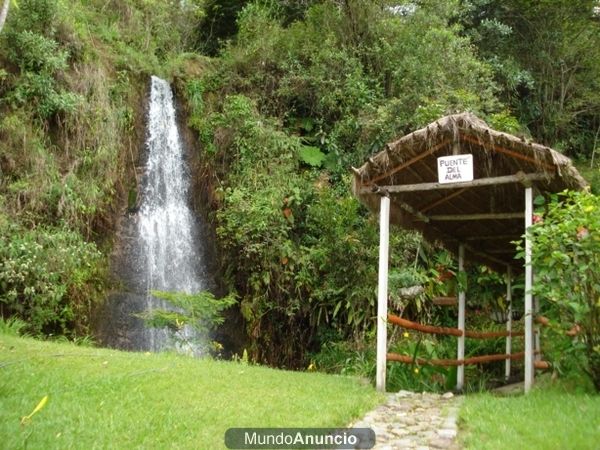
(350, 391, 461, 449)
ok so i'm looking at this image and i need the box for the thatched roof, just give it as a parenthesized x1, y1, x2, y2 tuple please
(352, 113, 587, 271)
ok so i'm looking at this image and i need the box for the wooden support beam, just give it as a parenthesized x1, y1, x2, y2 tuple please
(376, 195, 391, 393)
(524, 186, 534, 393)
(534, 295, 541, 362)
(359, 172, 550, 195)
(432, 296, 457, 306)
(465, 235, 520, 241)
(427, 212, 524, 221)
(485, 249, 520, 254)
(506, 266, 513, 382)
(419, 188, 469, 213)
(462, 243, 512, 268)
(390, 198, 429, 222)
(457, 244, 466, 391)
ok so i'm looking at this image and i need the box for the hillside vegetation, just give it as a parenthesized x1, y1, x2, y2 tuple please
(1, 0, 599, 387)
(0, 0, 203, 337)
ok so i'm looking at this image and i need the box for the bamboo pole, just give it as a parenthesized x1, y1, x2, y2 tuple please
(387, 314, 524, 338)
(524, 187, 534, 393)
(376, 195, 390, 393)
(387, 314, 463, 336)
(457, 244, 466, 391)
(386, 351, 529, 367)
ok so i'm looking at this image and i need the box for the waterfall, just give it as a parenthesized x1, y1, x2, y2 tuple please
(137, 76, 206, 352)
(94, 76, 213, 354)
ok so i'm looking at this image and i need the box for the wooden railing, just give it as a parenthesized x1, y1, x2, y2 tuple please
(387, 313, 550, 368)
(387, 314, 525, 339)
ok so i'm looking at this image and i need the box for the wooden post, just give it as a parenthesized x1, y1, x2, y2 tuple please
(524, 187, 534, 392)
(457, 244, 466, 391)
(534, 295, 541, 362)
(505, 266, 512, 381)
(376, 194, 390, 392)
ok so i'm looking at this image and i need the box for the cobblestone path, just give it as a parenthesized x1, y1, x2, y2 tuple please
(351, 390, 461, 449)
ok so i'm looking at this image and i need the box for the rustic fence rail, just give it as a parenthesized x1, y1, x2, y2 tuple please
(387, 313, 550, 369)
(388, 314, 525, 339)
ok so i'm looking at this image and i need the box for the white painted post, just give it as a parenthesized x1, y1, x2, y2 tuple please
(505, 266, 512, 382)
(534, 296, 541, 362)
(376, 195, 391, 393)
(524, 187, 534, 393)
(457, 244, 466, 391)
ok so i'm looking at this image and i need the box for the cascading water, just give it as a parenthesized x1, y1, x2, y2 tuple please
(94, 76, 213, 354)
(137, 76, 206, 352)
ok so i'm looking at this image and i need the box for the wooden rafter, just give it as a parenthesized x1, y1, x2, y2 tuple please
(361, 139, 450, 186)
(461, 134, 557, 171)
(419, 188, 469, 213)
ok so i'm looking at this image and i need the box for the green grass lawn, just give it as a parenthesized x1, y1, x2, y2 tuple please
(459, 379, 600, 450)
(0, 333, 381, 449)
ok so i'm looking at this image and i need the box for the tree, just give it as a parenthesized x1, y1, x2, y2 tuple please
(460, 0, 600, 157)
(0, 0, 10, 34)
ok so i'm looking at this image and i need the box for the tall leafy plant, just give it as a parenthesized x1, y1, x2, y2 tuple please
(520, 190, 600, 390)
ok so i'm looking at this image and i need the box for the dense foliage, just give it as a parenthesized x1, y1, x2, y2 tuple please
(0, 225, 105, 336)
(185, 0, 517, 366)
(459, 0, 600, 158)
(524, 191, 600, 390)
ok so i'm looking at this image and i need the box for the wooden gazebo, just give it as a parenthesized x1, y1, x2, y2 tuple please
(351, 113, 587, 393)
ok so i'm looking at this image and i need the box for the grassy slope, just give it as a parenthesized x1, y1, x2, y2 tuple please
(0, 334, 381, 449)
(459, 381, 600, 450)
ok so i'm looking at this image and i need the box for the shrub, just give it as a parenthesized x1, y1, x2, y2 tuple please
(523, 190, 600, 390)
(2, 1, 81, 120)
(0, 225, 105, 337)
(142, 290, 237, 336)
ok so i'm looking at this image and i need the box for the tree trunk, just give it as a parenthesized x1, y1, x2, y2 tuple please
(0, 0, 10, 34)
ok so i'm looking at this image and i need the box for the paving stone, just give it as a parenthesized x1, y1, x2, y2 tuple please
(429, 437, 455, 449)
(438, 429, 458, 439)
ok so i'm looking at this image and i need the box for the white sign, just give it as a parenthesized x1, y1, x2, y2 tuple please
(437, 154, 473, 184)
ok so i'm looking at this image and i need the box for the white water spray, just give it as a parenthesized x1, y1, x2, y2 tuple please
(138, 76, 206, 351)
